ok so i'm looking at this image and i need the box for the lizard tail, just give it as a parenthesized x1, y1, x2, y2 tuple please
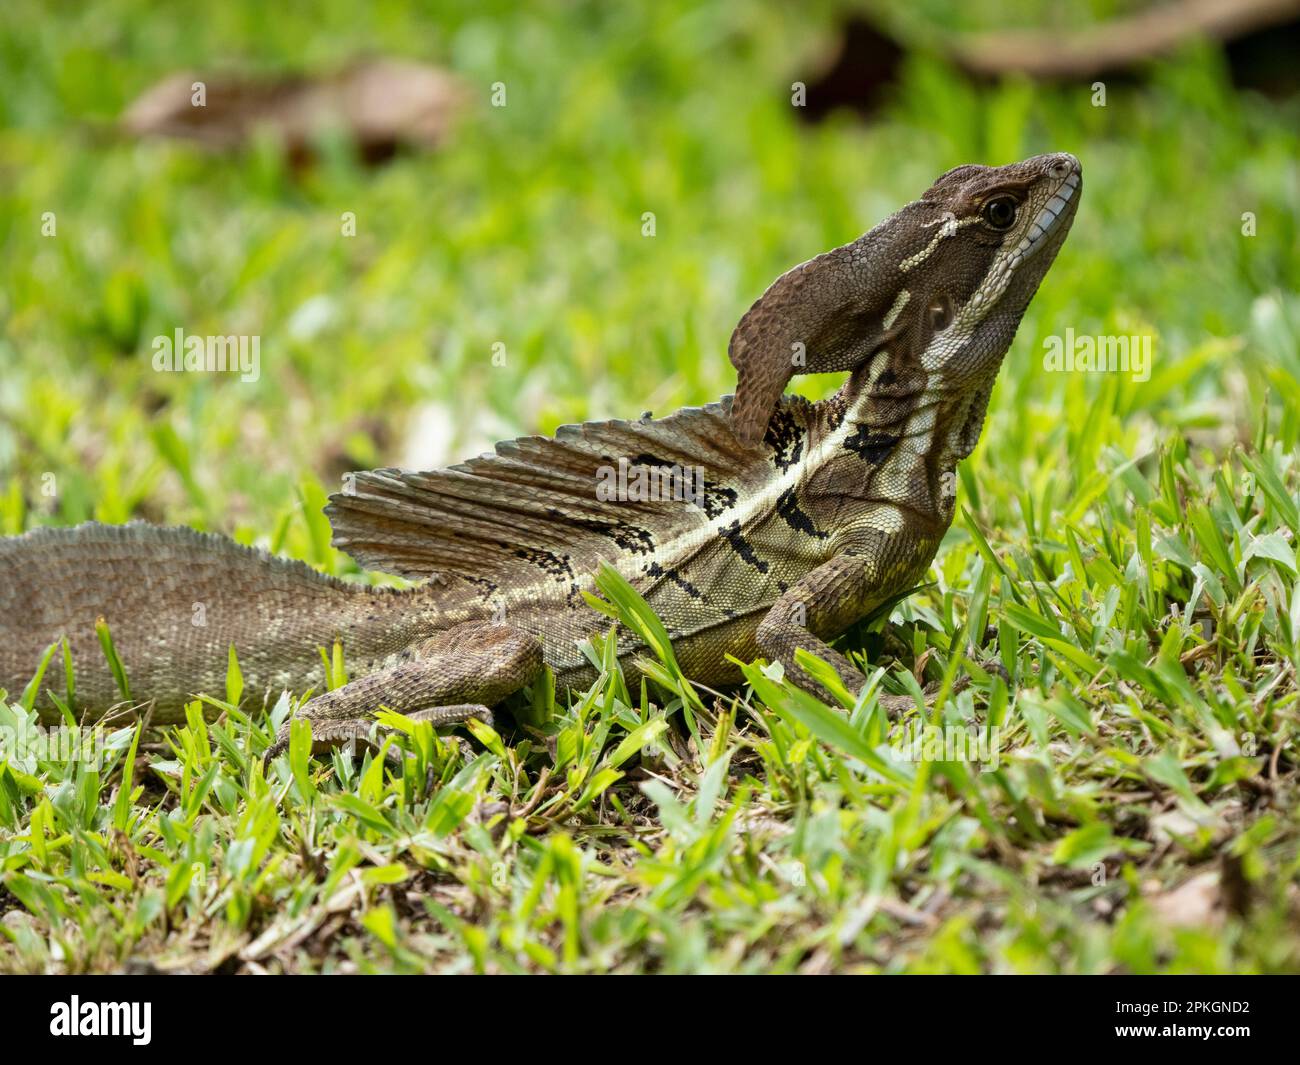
(0, 522, 401, 723)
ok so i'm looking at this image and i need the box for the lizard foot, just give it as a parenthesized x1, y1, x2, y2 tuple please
(264, 703, 493, 761)
(260, 620, 540, 762)
(875, 659, 1010, 715)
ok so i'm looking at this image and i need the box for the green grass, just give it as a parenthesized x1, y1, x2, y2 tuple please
(1, 0, 1299, 972)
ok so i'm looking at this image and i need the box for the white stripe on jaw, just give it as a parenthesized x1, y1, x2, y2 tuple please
(899, 214, 975, 272)
(882, 289, 910, 329)
(1015, 169, 1079, 260)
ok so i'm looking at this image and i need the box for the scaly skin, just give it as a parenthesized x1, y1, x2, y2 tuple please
(0, 153, 1081, 753)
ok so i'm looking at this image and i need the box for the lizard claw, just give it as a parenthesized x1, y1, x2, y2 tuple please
(876, 659, 1012, 714)
(263, 703, 494, 762)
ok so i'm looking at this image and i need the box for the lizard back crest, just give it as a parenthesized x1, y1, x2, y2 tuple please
(327, 396, 814, 586)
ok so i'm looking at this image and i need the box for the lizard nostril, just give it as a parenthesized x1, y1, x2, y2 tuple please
(1048, 154, 1080, 181)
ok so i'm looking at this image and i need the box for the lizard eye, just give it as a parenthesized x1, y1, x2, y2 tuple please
(983, 196, 1017, 230)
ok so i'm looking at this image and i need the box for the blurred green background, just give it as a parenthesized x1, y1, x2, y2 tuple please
(1, 0, 1295, 566)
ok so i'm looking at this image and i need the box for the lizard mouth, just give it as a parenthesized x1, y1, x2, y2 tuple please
(1016, 153, 1081, 264)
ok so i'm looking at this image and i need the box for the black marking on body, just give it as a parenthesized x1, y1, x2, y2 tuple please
(872, 367, 924, 399)
(646, 561, 703, 600)
(763, 407, 804, 472)
(844, 424, 902, 465)
(698, 480, 738, 519)
(818, 393, 849, 433)
(718, 519, 769, 574)
(465, 575, 497, 594)
(606, 524, 656, 553)
(868, 365, 928, 425)
(513, 546, 574, 581)
(547, 508, 655, 554)
(775, 488, 829, 540)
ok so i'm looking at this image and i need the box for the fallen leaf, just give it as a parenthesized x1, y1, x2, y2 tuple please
(123, 58, 467, 164)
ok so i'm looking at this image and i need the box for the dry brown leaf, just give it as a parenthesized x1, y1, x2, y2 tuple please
(1147, 870, 1224, 929)
(123, 58, 467, 163)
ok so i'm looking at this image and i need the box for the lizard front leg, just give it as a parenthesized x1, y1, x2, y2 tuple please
(756, 520, 939, 706)
(265, 621, 543, 759)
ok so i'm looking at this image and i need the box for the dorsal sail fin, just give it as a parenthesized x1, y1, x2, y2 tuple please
(327, 396, 811, 583)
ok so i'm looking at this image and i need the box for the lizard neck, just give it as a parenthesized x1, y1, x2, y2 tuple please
(808, 354, 991, 526)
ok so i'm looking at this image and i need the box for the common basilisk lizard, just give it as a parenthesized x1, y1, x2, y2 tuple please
(0, 153, 1081, 754)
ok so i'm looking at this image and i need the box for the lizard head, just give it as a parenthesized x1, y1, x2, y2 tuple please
(901, 151, 1082, 388)
(728, 152, 1081, 446)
